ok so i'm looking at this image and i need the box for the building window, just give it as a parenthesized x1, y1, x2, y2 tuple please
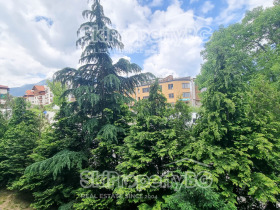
(169, 93, 174, 98)
(143, 96, 149, 99)
(143, 88, 150, 93)
(138, 97, 140, 101)
(168, 84, 173, 90)
(182, 83, 190, 89)
(183, 92, 190, 98)
(138, 88, 140, 93)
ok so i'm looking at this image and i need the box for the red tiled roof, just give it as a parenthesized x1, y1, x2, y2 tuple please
(0, 85, 9, 89)
(25, 90, 34, 96)
(32, 85, 45, 92)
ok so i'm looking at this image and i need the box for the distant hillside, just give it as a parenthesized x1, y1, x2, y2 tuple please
(10, 80, 48, 97)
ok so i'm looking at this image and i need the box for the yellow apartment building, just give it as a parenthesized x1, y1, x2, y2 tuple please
(131, 75, 201, 107)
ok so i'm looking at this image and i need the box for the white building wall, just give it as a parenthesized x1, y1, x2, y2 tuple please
(0, 89, 8, 94)
(34, 95, 47, 106)
(0, 89, 8, 105)
(190, 79, 196, 107)
(26, 96, 35, 104)
(44, 86, 53, 105)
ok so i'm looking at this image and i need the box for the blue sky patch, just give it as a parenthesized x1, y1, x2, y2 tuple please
(35, 16, 54, 26)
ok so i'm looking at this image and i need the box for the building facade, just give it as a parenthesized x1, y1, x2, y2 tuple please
(131, 75, 201, 107)
(0, 85, 9, 105)
(24, 85, 53, 106)
(44, 86, 53, 105)
(24, 90, 35, 104)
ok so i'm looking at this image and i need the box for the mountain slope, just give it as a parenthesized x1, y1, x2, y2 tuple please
(10, 80, 48, 97)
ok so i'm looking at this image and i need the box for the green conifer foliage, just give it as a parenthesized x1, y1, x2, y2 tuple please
(12, 1, 153, 209)
(192, 11, 280, 207)
(111, 81, 194, 208)
(0, 98, 39, 187)
(54, 0, 154, 145)
(0, 111, 7, 138)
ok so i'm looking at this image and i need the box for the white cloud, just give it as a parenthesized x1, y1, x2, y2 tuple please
(150, 0, 163, 7)
(241, 0, 274, 10)
(0, 0, 87, 87)
(201, 1, 215, 14)
(101, 0, 151, 54)
(0, 0, 209, 88)
(143, 36, 203, 78)
(217, 0, 274, 24)
(141, 1, 211, 78)
(4, 0, 269, 89)
(112, 55, 131, 64)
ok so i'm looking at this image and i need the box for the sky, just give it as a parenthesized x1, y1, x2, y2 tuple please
(0, 0, 275, 87)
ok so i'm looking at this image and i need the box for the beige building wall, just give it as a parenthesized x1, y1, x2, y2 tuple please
(131, 76, 200, 106)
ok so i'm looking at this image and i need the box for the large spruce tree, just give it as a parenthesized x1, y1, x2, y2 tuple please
(13, 1, 153, 209)
(54, 0, 154, 169)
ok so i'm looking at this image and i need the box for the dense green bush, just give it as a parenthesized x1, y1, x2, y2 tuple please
(0, 1, 279, 209)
